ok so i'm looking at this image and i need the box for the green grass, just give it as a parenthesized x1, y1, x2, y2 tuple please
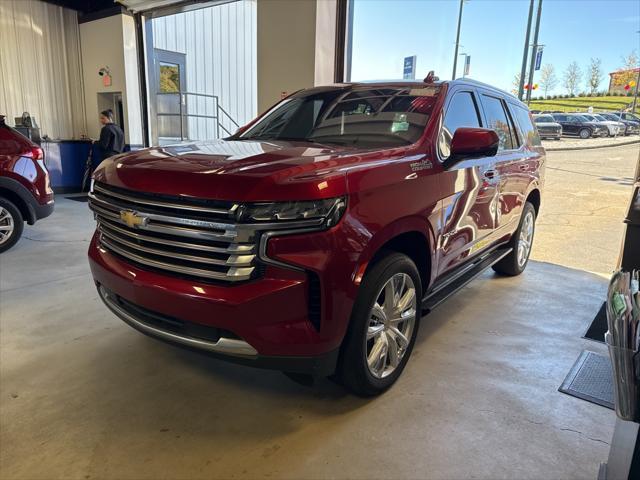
(529, 95, 638, 113)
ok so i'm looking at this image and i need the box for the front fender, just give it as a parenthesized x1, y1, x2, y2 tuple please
(350, 213, 438, 296)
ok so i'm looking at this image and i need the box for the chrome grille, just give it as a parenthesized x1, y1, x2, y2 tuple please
(89, 182, 257, 282)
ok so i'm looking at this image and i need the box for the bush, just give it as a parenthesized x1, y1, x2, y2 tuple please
(578, 92, 586, 97)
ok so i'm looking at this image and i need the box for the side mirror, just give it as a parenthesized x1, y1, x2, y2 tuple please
(443, 127, 500, 169)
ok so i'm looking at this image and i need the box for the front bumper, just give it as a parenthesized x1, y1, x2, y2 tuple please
(540, 131, 561, 139)
(96, 283, 339, 375)
(88, 217, 359, 374)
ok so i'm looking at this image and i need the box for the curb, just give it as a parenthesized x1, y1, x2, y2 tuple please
(543, 139, 640, 152)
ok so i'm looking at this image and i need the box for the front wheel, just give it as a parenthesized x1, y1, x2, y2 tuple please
(337, 252, 422, 396)
(579, 128, 591, 139)
(492, 202, 536, 276)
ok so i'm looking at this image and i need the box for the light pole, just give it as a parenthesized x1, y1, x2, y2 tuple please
(633, 30, 640, 113)
(526, 0, 543, 104)
(518, 0, 535, 100)
(452, 0, 466, 80)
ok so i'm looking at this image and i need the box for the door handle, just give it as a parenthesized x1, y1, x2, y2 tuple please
(483, 169, 496, 179)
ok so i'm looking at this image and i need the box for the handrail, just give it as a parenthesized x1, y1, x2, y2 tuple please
(217, 104, 240, 128)
(156, 89, 240, 141)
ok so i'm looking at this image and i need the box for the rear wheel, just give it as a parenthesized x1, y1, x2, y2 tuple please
(0, 198, 23, 253)
(492, 202, 536, 276)
(337, 252, 421, 396)
(579, 128, 591, 139)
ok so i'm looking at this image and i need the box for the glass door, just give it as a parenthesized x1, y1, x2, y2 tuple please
(155, 49, 187, 145)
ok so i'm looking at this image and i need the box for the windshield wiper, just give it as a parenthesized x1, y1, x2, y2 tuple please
(306, 135, 359, 145)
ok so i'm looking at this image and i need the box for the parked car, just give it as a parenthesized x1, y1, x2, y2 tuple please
(616, 111, 640, 125)
(580, 113, 622, 137)
(87, 78, 544, 396)
(533, 114, 562, 140)
(601, 112, 640, 135)
(550, 113, 608, 138)
(0, 115, 54, 252)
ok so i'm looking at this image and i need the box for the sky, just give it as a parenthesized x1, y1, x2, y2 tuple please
(349, 0, 640, 96)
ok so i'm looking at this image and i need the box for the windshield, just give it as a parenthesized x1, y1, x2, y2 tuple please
(534, 115, 554, 123)
(239, 85, 442, 147)
(573, 115, 589, 122)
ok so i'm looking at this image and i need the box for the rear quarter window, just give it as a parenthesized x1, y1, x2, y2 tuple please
(511, 105, 541, 147)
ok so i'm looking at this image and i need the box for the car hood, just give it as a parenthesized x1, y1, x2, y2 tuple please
(93, 139, 376, 201)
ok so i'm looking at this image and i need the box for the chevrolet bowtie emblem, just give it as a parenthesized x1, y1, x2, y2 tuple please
(120, 210, 147, 229)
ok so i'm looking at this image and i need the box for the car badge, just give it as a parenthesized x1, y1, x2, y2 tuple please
(120, 210, 148, 229)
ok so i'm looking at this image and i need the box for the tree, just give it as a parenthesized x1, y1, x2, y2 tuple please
(512, 71, 529, 96)
(586, 58, 603, 95)
(539, 64, 557, 97)
(563, 62, 582, 96)
(512, 72, 521, 95)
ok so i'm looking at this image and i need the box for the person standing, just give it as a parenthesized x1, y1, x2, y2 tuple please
(97, 109, 124, 159)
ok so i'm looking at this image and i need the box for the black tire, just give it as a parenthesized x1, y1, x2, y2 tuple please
(337, 252, 422, 397)
(492, 202, 536, 276)
(579, 128, 591, 139)
(0, 197, 24, 253)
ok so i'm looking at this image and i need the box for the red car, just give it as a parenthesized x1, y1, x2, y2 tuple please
(0, 115, 54, 252)
(88, 78, 544, 395)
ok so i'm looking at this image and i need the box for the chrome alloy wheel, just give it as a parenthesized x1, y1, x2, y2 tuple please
(0, 206, 14, 246)
(365, 273, 417, 379)
(517, 210, 535, 268)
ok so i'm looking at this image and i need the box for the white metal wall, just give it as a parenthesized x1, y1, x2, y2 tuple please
(0, 0, 86, 139)
(152, 0, 257, 140)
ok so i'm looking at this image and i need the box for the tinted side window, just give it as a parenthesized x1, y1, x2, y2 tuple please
(439, 91, 481, 159)
(511, 105, 541, 147)
(481, 95, 515, 151)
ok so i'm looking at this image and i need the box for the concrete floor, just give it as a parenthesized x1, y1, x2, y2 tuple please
(0, 194, 617, 480)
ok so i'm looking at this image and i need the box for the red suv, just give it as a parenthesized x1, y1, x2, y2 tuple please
(0, 115, 54, 252)
(88, 79, 544, 395)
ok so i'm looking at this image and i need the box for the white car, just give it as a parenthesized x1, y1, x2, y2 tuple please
(592, 114, 627, 135)
(581, 113, 622, 136)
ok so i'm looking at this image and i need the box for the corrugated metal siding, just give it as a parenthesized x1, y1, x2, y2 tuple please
(0, 0, 86, 139)
(152, 0, 257, 140)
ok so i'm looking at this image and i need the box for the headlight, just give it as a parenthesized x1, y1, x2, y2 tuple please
(236, 197, 346, 228)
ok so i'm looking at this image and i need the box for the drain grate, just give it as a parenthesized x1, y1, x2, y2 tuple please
(559, 350, 614, 409)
